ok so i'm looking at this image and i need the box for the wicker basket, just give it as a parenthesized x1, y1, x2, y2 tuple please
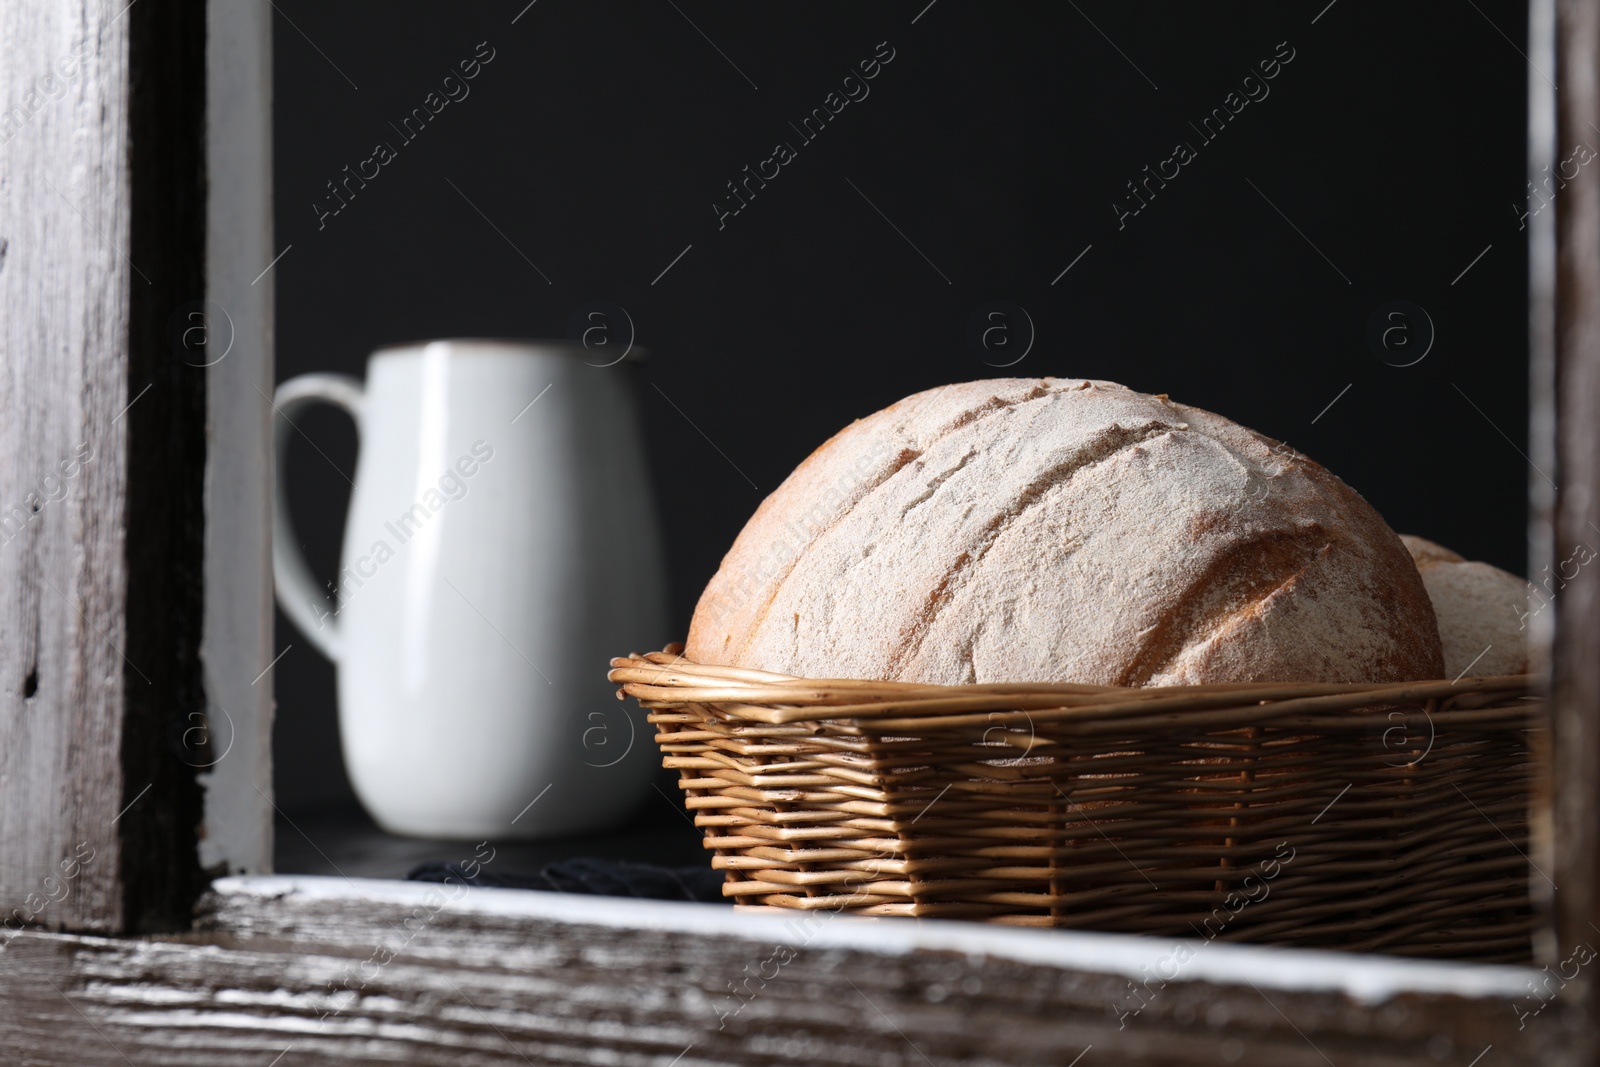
(610, 648, 1542, 963)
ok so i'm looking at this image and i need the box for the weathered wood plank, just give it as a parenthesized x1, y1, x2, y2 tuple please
(0, 0, 133, 938)
(0, 0, 207, 932)
(1544, 3, 1600, 1065)
(0, 876, 1565, 1066)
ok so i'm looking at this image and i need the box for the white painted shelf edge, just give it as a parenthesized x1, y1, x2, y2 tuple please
(215, 874, 1538, 1004)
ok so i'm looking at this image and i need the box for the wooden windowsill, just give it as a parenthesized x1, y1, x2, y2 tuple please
(218, 873, 1541, 1001)
(0, 873, 1558, 1066)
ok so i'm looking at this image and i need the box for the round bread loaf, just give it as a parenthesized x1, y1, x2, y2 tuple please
(688, 378, 1444, 686)
(1399, 534, 1529, 678)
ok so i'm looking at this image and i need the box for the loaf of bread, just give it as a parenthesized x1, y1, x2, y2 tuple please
(1399, 534, 1529, 678)
(688, 378, 1444, 686)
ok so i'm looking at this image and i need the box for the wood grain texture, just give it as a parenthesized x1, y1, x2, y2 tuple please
(0, 0, 131, 939)
(0, 876, 1568, 1066)
(1549, 2, 1600, 1064)
(0, 0, 206, 933)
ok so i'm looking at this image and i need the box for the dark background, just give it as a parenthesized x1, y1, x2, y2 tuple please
(271, 2, 1532, 819)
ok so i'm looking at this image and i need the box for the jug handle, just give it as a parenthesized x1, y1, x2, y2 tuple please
(270, 373, 365, 662)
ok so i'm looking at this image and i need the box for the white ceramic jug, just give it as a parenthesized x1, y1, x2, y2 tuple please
(273, 339, 667, 840)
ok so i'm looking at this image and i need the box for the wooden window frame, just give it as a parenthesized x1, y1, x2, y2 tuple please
(2, 0, 1596, 1062)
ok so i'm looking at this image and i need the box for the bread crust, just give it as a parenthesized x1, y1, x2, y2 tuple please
(688, 379, 1445, 686)
(1399, 534, 1529, 677)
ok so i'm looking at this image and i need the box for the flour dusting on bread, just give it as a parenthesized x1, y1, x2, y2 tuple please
(689, 379, 1444, 686)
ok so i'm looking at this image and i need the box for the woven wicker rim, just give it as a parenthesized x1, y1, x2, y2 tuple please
(609, 647, 1537, 732)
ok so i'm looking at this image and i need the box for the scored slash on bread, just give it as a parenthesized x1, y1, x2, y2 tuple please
(688, 378, 1445, 687)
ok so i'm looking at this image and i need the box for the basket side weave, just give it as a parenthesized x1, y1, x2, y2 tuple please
(612, 651, 1540, 963)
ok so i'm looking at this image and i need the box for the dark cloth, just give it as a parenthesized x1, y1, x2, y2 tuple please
(406, 856, 726, 903)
